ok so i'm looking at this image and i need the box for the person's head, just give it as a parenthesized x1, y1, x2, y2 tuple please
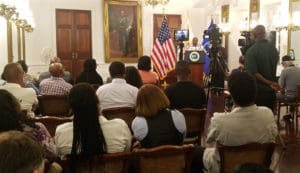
(109, 61, 125, 79)
(69, 83, 106, 156)
(135, 84, 170, 117)
(251, 25, 266, 41)
(2, 63, 24, 85)
(83, 59, 97, 72)
(0, 89, 22, 132)
(49, 63, 64, 77)
(138, 55, 152, 71)
(232, 163, 274, 173)
(49, 56, 61, 64)
(17, 60, 28, 73)
(125, 66, 143, 88)
(281, 55, 293, 68)
(175, 60, 190, 81)
(192, 37, 198, 46)
(0, 131, 44, 173)
(228, 72, 256, 107)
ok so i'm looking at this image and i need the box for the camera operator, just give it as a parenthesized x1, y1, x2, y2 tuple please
(245, 25, 279, 111)
(210, 47, 229, 91)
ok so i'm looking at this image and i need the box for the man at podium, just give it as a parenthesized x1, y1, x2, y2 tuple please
(186, 37, 201, 51)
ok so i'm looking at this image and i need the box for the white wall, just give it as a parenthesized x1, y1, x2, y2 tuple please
(1, 0, 295, 80)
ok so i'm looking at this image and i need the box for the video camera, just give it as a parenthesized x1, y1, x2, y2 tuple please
(238, 31, 253, 55)
(202, 24, 222, 58)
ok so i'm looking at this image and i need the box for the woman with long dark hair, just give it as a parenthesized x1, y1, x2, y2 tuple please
(75, 59, 103, 86)
(55, 83, 132, 170)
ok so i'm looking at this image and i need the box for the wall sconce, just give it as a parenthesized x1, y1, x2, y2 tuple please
(1, 1, 34, 63)
(0, 4, 16, 19)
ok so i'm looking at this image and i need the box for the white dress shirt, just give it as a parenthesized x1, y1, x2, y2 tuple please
(203, 105, 278, 173)
(96, 78, 138, 110)
(0, 83, 38, 117)
(55, 116, 132, 157)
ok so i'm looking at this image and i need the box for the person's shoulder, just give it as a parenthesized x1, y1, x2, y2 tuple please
(23, 87, 37, 96)
(56, 122, 73, 132)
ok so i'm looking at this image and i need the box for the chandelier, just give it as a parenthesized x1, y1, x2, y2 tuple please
(139, 0, 170, 7)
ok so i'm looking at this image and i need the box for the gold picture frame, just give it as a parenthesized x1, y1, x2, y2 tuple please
(103, 0, 143, 63)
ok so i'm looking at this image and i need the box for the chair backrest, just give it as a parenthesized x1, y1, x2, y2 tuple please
(60, 152, 131, 173)
(178, 108, 207, 144)
(296, 84, 300, 101)
(32, 116, 73, 137)
(102, 107, 135, 128)
(38, 95, 71, 116)
(218, 143, 275, 173)
(133, 144, 194, 173)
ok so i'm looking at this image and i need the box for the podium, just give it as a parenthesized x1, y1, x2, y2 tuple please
(184, 50, 206, 86)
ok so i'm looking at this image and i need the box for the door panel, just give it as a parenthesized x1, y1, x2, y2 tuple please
(56, 9, 92, 79)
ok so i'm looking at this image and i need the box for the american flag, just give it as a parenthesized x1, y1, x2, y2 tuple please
(151, 17, 176, 80)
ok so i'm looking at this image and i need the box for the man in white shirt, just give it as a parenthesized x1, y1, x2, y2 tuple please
(0, 63, 38, 117)
(96, 61, 138, 110)
(202, 72, 278, 173)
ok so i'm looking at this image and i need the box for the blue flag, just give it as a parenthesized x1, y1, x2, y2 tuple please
(202, 19, 214, 75)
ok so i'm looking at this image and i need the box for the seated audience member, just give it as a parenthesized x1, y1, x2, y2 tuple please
(0, 63, 38, 117)
(202, 72, 278, 173)
(277, 55, 300, 102)
(137, 55, 159, 85)
(38, 56, 73, 85)
(132, 84, 186, 148)
(55, 83, 132, 157)
(39, 63, 72, 96)
(231, 56, 245, 74)
(165, 61, 206, 109)
(0, 89, 56, 159)
(17, 60, 39, 95)
(125, 66, 143, 88)
(96, 61, 138, 110)
(0, 131, 44, 173)
(18, 60, 38, 85)
(232, 163, 274, 173)
(75, 58, 103, 86)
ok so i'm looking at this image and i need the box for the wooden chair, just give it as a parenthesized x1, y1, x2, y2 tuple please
(132, 144, 194, 173)
(32, 116, 73, 137)
(60, 152, 131, 173)
(276, 84, 300, 128)
(102, 107, 135, 128)
(38, 95, 71, 117)
(178, 108, 207, 144)
(218, 143, 275, 173)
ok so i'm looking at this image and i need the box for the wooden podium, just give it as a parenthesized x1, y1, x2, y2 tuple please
(189, 64, 204, 86)
(184, 50, 205, 86)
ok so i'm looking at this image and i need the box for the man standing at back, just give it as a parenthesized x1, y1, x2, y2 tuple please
(245, 25, 279, 110)
(96, 61, 138, 110)
(165, 61, 206, 109)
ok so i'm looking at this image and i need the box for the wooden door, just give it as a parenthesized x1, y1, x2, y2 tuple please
(153, 14, 181, 47)
(56, 9, 92, 79)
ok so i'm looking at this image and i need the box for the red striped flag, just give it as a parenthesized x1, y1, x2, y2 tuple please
(151, 17, 176, 80)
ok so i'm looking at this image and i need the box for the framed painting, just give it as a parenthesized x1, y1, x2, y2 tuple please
(103, 0, 142, 63)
